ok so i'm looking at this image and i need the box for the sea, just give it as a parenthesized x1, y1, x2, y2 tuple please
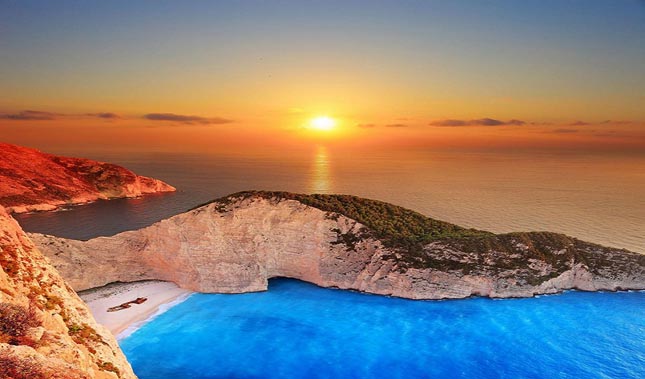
(12, 146, 645, 379)
(14, 147, 645, 253)
(120, 279, 645, 379)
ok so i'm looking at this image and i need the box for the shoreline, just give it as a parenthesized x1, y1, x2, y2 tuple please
(79, 280, 192, 339)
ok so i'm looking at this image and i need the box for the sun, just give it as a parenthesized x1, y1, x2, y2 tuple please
(310, 116, 336, 131)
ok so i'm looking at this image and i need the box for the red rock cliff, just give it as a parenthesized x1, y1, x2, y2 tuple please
(0, 142, 175, 213)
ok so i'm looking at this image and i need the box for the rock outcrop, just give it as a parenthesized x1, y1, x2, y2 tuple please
(0, 142, 175, 214)
(32, 191, 645, 299)
(0, 206, 136, 379)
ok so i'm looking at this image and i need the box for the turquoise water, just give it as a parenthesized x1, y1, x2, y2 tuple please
(121, 279, 645, 379)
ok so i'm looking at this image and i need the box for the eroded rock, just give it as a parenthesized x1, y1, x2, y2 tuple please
(0, 206, 136, 379)
(32, 193, 645, 300)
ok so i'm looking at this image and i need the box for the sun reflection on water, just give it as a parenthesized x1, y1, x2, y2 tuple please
(310, 146, 330, 193)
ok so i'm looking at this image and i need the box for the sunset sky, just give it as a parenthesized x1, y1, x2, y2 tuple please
(1, 1, 644, 153)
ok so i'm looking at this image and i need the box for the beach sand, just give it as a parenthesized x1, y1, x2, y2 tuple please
(79, 280, 192, 339)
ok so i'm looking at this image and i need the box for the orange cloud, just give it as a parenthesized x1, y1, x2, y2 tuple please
(1, 110, 123, 121)
(429, 118, 526, 127)
(0, 110, 62, 120)
(143, 113, 232, 125)
(86, 112, 121, 119)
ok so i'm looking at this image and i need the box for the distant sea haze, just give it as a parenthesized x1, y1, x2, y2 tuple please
(14, 147, 645, 254)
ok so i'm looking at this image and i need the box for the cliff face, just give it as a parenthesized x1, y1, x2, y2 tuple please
(32, 192, 645, 299)
(0, 206, 136, 379)
(0, 142, 175, 214)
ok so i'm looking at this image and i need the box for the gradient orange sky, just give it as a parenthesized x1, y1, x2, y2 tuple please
(1, 1, 644, 153)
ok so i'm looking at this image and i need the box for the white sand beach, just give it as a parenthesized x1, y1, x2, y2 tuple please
(79, 280, 192, 339)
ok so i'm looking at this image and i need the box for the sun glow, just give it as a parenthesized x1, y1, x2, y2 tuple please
(310, 116, 336, 131)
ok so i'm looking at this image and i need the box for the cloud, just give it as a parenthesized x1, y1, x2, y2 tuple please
(599, 120, 632, 125)
(0, 110, 62, 120)
(429, 118, 526, 127)
(143, 113, 232, 125)
(1, 109, 124, 121)
(476, 118, 506, 126)
(87, 112, 120, 119)
(567, 120, 634, 127)
(429, 119, 468, 127)
(1, 109, 237, 125)
(356, 124, 376, 128)
(551, 128, 579, 134)
(385, 123, 408, 128)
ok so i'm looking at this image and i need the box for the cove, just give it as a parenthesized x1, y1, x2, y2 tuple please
(120, 279, 644, 379)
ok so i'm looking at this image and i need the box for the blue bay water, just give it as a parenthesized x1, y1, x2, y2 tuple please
(121, 279, 645, 379)
(12, 148, 645, 377)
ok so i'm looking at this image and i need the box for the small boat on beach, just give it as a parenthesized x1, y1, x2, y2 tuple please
(107, 297, 148, 312)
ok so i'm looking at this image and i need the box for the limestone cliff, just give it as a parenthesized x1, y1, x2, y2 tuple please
(0, 142, 175, 214)
(0, 206, 136, 379)
(32, 191, 645, 299)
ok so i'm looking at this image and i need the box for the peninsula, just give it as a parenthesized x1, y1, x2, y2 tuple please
(33, 191, 645, 300)
(0, 143, 175, 214)
(2, 188, 643, 378)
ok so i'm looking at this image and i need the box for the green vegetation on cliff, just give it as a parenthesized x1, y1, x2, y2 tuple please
(196, 191, 493, 265)
(195, 191, 644, 283)
(197, 191, 489, 246)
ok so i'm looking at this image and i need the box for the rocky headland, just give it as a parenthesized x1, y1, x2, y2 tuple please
(2, 187, 643, 377)
(0, 205, 136, 379)
(0, 142, 175, 214)
(33, 191, 645, 299)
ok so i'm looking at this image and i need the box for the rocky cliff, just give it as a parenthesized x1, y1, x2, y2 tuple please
(32, 191, 645, 299)
(0, 142, 175, 214)
(0, 205, 136, 379)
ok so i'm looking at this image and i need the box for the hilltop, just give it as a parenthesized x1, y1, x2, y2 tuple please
(0, 142, 175, 214)
(34, 191, 644, 299)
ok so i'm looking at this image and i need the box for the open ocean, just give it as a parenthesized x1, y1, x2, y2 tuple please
(14, 147, 645, 253)
(13, 147, 645, 378)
